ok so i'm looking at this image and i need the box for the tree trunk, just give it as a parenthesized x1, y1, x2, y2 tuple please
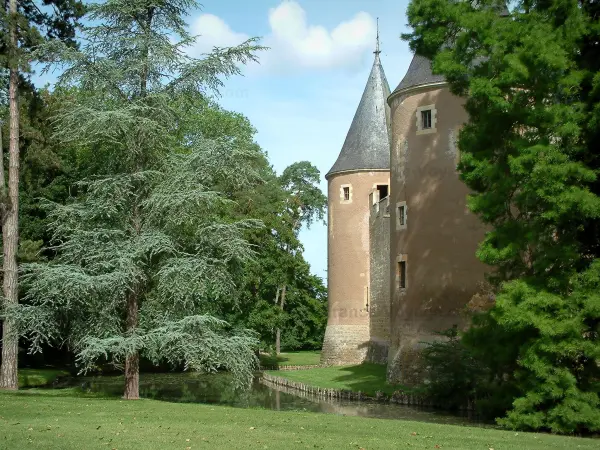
(123, 291, 139, 399)
(0, 0, 20, 391)
(275, 284, 286, 356)
(121, 6, 155, 401)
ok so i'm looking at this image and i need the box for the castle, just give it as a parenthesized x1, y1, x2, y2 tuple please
(320, 33, 488, 385)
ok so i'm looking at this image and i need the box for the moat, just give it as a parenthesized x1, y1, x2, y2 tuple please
(56, 372, 488, 427)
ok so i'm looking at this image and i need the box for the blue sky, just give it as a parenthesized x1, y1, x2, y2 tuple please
(33, 0, 416, 281)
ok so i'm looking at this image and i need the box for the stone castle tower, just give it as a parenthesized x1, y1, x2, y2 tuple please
(321, 35, 489, 384)
(385, 54, 488, 384)
(320, 39, 392, 366)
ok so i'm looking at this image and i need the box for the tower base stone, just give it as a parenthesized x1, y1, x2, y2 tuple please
(387, 342, 427, 386)
(366, 339, 389, 364)
(320, 324, 370, 366)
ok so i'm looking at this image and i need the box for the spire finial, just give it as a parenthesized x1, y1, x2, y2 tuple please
(374, 18, 381, 56)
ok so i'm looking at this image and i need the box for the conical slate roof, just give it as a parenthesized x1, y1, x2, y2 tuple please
(391, 54, 445, 96)
(326, 53, 391, 178)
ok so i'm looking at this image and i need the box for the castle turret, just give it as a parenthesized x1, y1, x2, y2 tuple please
(386, 54, 488, 384)
(321, 35, 391, 366)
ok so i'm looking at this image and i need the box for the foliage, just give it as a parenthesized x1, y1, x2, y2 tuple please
(0, 0, 85, 206)
(11, 0, 267, 396)
(403, 0, 600, 433)
(420, 327, 483, 410)
(492, 263, 600, 433)
(279, 269, 327, 350)
(18, 368, 68, 388)
(161, 94, 328, 352)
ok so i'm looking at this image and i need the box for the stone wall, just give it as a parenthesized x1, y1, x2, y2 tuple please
(321, 170, 390, 366)
(261, 372, 438, 407)
(366, 193, 391, 364)
(386, 85, 489, 385)
(321, 324, 370, 366)
(259, 364, 322, 371)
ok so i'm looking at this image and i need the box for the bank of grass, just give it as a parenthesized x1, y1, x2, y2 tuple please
(1, 389, 597, 449)
(259, 350, 321, 368)
(266, 363, 411, 396)
(19, 369, 70, 388)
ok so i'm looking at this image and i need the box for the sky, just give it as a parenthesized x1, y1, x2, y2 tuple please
(33, 0, 416, 282)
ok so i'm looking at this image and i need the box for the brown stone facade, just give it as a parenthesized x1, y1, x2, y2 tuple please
(321, 170, 390, 366)
(386, 85, 488, 385)
(366, 193, 391, 364)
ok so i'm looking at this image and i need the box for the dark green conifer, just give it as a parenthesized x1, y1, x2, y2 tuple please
(403, 0, 600, 433)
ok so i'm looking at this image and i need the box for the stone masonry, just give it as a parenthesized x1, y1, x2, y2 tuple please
(366, 193, 390, 364)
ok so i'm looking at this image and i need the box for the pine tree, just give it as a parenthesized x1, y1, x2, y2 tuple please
(13, 0, 265, 399)
(0, 0, 22, 391)
(0, 0, 85, 391)
(403, 0, 600, 433)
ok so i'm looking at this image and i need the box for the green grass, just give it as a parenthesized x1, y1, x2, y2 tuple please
(266, 363, 410, 396)
(0, 389, 597, 449)
(19, 369, 70, 389)
(259, 350, 321, 367)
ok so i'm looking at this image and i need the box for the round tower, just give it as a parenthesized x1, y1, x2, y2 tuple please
(320, 43, 391, 366)
(386, 54, 489, 384)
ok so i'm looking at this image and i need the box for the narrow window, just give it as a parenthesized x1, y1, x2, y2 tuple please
(398, 261, 406, 289)
(398, 205, 405, 226)
(421, 110, 432, 129)
(343, 186, 350, 201)
(376, 184, 388, 200)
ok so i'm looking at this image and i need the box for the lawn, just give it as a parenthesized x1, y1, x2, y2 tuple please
(1, 389, 597, 449)
(266, 363, 411, 396)
(259, 350, 321, 368)
(19, 369, 70, 388)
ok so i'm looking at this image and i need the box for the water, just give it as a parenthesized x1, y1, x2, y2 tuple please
(58, 372, 486, 427)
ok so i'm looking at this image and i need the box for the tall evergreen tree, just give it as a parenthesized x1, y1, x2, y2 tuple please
(13, 0, 265, 399)
(0, 0, 85, 390)
(0, 0, 20, 390)
(403, 0, 600, 433)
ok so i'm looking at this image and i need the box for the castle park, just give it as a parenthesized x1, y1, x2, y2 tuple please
(1, 0, 599, 448)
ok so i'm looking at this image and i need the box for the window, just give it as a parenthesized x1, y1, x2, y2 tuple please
(396, 201, 407, 230)
(416, 104, 437, 134)
(376, 184, 388, 200)
(398, 261, 406, 289)
(421, 110, 432, 129)
(340, 184, 352, 203)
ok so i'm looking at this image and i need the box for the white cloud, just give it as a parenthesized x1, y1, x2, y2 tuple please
(265, 1, 375, 70)
(188, 13, 250, 55)
(186, 1, 377, 72)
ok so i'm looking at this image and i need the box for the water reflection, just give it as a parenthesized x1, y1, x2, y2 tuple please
(61, 373, 488, 427)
